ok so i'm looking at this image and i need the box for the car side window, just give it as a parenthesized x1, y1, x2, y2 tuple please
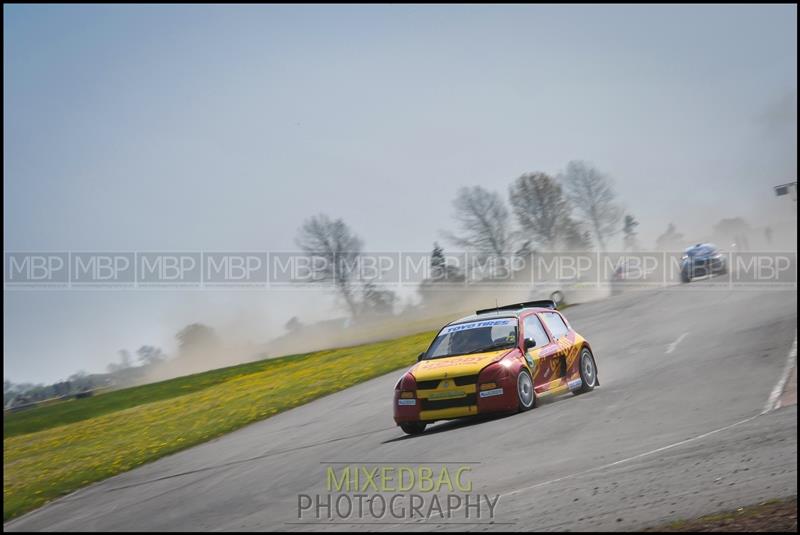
(542, 312, 569, 340)
(524, 315, 550, 348)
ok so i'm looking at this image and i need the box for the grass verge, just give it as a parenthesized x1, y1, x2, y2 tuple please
(4, 355, 309, 439)
(3, 330, 434, 521)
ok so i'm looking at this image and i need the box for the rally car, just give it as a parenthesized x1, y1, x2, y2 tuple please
(680, 243, 727, 283)
(393, 300, 598, 435)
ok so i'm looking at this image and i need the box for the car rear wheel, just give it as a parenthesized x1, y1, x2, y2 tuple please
(517, 369, 535, 411)
(400, 422, 426, 435)
(574, 348, 598, 394)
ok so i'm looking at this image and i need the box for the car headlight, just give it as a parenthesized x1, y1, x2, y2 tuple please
(397, 373, 417, 391)
(479, 362, 509, 383)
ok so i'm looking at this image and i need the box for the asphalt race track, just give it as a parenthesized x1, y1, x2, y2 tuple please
(5, 286, 798, 531)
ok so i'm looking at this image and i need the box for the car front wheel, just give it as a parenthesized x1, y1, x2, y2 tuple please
(517, 369, 535, 411)
(400, 422, 426, 435)
(574, 348, 598, 394)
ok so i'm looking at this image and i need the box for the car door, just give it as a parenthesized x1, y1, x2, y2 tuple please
(540, 312, 572, 387)
(522, 313, 560, 391)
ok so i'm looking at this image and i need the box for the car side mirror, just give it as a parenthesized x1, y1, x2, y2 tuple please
(524, 339, 536, 350)
(417, 352, 426, 362)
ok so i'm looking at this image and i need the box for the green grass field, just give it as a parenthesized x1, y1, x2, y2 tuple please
(3, 330, 435, 521)
(4, 357, 304, 438)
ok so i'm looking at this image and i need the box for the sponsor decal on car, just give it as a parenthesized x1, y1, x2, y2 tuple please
(567, 378, 582, 390)
(429, 390, 466, 400)
(478, 388, 504, 398)
(397, 399, 416, 406)
(416, 352, 504, 370)
(440, 319, 515, 335)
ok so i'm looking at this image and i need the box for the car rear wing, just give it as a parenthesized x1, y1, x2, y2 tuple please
(476, 300, 558, 315)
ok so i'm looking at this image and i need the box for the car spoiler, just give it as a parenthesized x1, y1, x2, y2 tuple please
(476, 300, 558, 315)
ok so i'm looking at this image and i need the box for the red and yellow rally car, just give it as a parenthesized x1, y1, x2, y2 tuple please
(394, 300, 599, 435)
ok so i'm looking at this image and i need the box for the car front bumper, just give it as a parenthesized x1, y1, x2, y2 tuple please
(393, 374, 518, 424)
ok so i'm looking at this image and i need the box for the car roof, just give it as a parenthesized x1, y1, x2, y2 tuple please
(685, 242, 717, 252)
(447, 307, 554, 326)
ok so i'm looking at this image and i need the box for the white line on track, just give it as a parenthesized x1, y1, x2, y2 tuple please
(666, 332, 689, 354)
(502, 413, 760, 499)
(763, 333, 797, 414)
(501, 333, 798, 500)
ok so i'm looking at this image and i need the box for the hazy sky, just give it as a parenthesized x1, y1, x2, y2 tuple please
(4, 4, 797, 383)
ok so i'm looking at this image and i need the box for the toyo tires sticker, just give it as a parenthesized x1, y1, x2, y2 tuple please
(441, 319, 515, 335)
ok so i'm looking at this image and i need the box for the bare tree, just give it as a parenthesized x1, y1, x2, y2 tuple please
(107, 349, 133, 374)
(444, 186, 512, 256)
(560, 161, 623, 251)
(562, 217, 594, 251)
(418, 243, 466, 309)
(119, 349, 133, 368)
(509, 172, 573, 251)
(622, 214, 640, 251)
(285, 316, 303, 333)
(443, 186, 515, 279)
(176, 323, 218, 357)
(655, 223, 685, 251)
(360, 281, 396, 316)
(430, 242, 446, 280)
(296, 214, 363, 317)
(429, 242, 464, 282)
(712, 217, 752, 250)
(136, 345, 166, 367)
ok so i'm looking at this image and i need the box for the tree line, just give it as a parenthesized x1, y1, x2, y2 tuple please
(445, 161, 629, 255)
(293, 160, 642, 319)
(5, 323, 219, 409)
(8, 161, 757, 403)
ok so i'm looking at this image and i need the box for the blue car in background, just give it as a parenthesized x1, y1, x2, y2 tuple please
(680, 243, 727, 283)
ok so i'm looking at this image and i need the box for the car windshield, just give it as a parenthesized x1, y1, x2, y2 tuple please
(424, 318, 518, 360)
(687, 245, 717, 257)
